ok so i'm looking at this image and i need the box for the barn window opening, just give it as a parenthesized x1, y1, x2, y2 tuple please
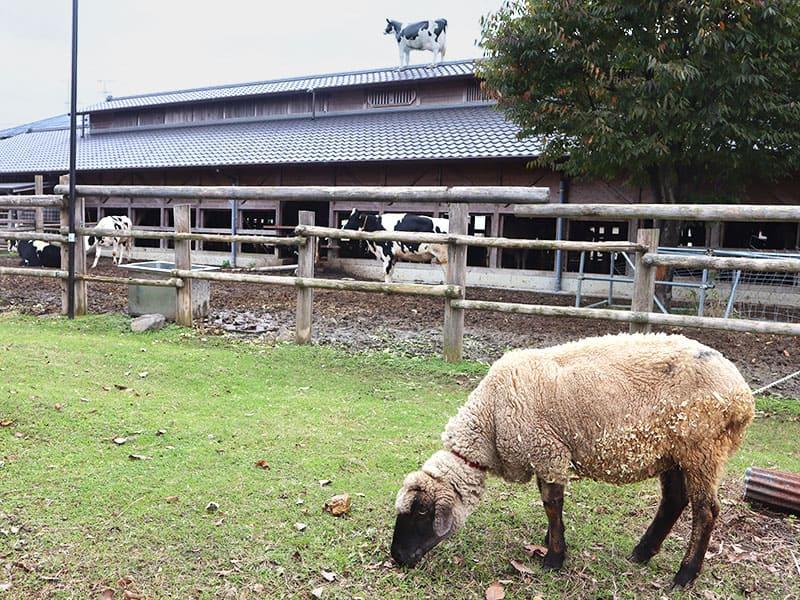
(241, 210, 277, 254)
(468, 214, 491, 267)
(366, 88, 417, 108)
(165, 208, 198, 250)
(500, 216, 556, 271)
(132, 208, 161, 248)
(201, 209, 232, 252)
(465, 81, 490, 103)
(680, 223, 706, 248)
(84, 206, 98, 223)
(567, 220, 628, 273)
(723, 221, 799, 251)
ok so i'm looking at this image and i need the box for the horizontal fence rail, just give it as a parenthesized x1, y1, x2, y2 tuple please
(643, 253, 800, 273)
(514, 203, 800, 222)
(56, 185, 551, 204)
(77, 274, 185, 288)
(297, 225, 648, 253)
(0, 195, 65, 208)
(76, 226, 303, 246)
(453, 299, 800, 337)
(170, 268, 461, 298)
(0, 266, 68, 279)
(1, 231, 67, 243)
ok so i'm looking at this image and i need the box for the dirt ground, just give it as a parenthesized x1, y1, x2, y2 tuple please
(1, 255, 798, 396)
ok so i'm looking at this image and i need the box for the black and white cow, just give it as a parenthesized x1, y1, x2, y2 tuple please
(16, 240, 61, 268)
(341, 210, 449, 283)
(385, 19, 447, 69)
(87, 215, 132, 268)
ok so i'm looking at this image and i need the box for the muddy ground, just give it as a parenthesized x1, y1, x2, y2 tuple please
(1, 255, 798, 396)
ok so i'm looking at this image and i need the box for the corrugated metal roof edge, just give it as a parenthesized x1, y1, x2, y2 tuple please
(81, 59, 478, 114)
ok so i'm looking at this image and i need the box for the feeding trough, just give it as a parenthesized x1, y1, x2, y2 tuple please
(118, 261, 218, 320)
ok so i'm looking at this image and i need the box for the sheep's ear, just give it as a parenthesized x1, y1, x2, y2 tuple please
(433, 504, 453, 536)
(386, 18, 392, 23)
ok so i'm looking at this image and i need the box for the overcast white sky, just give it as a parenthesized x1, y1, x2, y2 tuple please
(0, 0, 500, 129)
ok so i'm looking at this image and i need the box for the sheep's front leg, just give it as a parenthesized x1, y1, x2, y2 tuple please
(538, 478, 566, 570)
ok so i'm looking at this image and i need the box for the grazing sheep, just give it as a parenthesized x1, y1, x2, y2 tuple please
(391, 333, 754, 588)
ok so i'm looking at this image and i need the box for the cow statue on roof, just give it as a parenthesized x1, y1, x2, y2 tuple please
(385, 19, 447, 70)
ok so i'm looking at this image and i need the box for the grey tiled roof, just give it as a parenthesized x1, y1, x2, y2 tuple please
(81, 60, 477, 114)
(0, 114, 70, 140)
(0, 106, 541, 174)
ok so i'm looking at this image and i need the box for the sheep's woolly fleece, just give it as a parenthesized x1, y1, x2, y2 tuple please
(434, 332, 754, 493)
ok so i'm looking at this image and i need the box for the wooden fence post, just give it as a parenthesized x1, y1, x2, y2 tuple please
(443, 203, 468, 362)
(295, 210, 315, 344)
(34, 175, 44, 233)
(58, 175, 69, 315)
(630, 228, 660, 334)
(73, 195, 87, 315)
(174, 204, 193, 326)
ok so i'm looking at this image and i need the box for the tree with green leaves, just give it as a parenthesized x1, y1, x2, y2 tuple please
(479, 0, 800, 253)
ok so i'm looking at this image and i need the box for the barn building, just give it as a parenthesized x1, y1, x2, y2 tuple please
(0, 60, 798, 291)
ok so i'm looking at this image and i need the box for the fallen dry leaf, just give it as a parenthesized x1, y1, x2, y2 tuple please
(310, 587, 324, 599)
(114, 384, 130, 391)
(509, 559, 536, 576)
(323, 493, 352, 517)
(156, 429, 166, 436)
(54, 403, 63, 411)
(523, 543, 548, 558)
(127, 454, 151, 461)
(294, 522, 307, 531)
(123, 591, 142, 600)
(318, 479, 332, 487)
(165, 496, 179, 503)
(206, 502, 220, 512)
(320, 570, 336, 582)
(0, 419, 14, 427)
(99, 588, 114, 599)
(254, 459, 271, 470)
(138, 372, 148, 379)
(485, 581, 505, 600)
(113, 437, 128, 445)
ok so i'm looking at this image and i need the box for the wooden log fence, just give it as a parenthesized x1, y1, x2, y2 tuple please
(514, 203, 800, 222)
(3, 190, 800, 361)
(55, 184, 551, 204)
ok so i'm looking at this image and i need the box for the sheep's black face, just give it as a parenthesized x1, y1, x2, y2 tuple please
(391, 493, 453, 567)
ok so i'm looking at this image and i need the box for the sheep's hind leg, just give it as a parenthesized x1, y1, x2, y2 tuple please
(630, 466, 688, 564)
(671, 473, 720, 588)
(538, 478, 566, 570)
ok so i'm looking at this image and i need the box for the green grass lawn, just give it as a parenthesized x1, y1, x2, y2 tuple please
(1, 314, 798, 599)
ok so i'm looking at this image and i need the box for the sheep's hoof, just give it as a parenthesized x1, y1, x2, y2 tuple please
(629, 544, 656, 564)
(541, 550, 565, 571)
(671, 566, 698, 589)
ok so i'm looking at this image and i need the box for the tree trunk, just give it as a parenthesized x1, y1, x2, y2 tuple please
(649, 165, 687, 310)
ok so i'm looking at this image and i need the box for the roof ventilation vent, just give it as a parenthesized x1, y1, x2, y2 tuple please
(367, 88, 417, 108)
